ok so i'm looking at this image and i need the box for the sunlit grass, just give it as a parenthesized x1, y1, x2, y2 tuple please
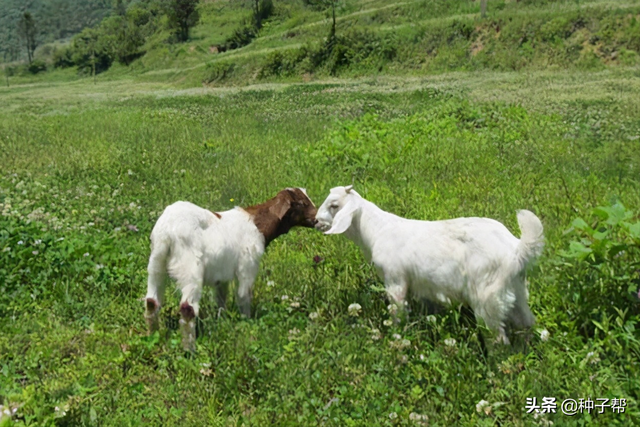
(1, 67, 639, 425)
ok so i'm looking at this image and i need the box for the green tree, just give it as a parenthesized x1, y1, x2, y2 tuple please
(166, 0, 199, 42)
(112, 0, 127, 16)
(251, 0, 273, 30)
(17, 11, 38, 64)
(71, 27, 114, 75)
(304, 0, 339, 40)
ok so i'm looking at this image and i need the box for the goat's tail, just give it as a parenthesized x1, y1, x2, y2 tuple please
(515, 209, 544, 268)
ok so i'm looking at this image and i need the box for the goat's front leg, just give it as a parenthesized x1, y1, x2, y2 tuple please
(236, 261, 259, 318)
(384, 272, 409, 324)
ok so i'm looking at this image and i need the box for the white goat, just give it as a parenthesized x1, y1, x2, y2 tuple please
(315, 185, 544, 343)
(144, 188, 317, 351)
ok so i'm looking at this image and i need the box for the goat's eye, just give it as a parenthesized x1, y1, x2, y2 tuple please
(330, 203, 339, 209)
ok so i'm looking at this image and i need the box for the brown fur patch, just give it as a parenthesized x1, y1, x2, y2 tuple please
(180, 302, 195, 320)
(212, 211, 222, 219)
(146, 298, 158, 312)
(243, 188, 317, 247)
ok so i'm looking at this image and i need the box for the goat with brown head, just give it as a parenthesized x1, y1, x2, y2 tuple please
(144, 187, 317, 351)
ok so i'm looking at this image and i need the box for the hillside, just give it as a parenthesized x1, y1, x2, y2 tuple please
(4, 0, 640, 85)
(0, 0, 113, 62)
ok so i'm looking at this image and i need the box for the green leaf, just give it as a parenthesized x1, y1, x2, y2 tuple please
(625, 221, 640, 239)
(563, 241, 593, 261)
(593, 203, 630, 226)
(571, 217, 592, 232)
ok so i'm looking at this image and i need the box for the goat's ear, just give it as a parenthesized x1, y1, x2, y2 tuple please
(345, 185, 353, 193)
(269, 193, 291, 219)
(325, 201, 357, 235)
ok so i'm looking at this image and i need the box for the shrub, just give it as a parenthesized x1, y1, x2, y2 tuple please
(202, 60, 235, 84)
(559, 202, 640, 336)
(27, 59, 46, 74)
(224, 24, 257, 50)
(258, 29, 398, 78)
(52, 46, 74, 68)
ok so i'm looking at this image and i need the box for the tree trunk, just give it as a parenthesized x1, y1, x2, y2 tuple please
(331, 0, 336, 40)
(480, 0, 488, 18)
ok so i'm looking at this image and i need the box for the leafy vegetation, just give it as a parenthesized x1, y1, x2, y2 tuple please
(1, 0, 640, 426)
(1, 67, 640, 424)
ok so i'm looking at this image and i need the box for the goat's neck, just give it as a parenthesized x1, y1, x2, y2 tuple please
(243, 199, 292, 248)
(344, 198, 393, 256)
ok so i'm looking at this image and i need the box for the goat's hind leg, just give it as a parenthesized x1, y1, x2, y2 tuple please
(173, 258, 204, 352)
(507, 277, 536, 349)
(460, 305, 488, 358)
(144, 246, 168, 333)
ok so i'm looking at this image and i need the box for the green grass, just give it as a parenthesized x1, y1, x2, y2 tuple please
(1, 1, 640, 426)
(1, 67, 639, 426)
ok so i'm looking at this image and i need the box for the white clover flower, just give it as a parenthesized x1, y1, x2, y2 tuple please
(290, 302, 300, 308)
(399, 354, 408, 364)
(444, 338, 457, 347)
(128, 170, 133, 176)
(409, 412, 428, 421)
(281, 295, 289, 301)
(348, 303, 362, 317)
(392, 333, 401, 340)
(400, 339, 411, 349)
(539, 329, 550, 342)
(3, 247, 10, 252)
(387, 304, 398, 315)
(32, 250, 38, 255)
(419, 354, 426, 361)
(426, 315, 437, 324)
(383, 319, 393, 327)
(389, 412, 398, 420)
(585, 351, 601, 364)
(288, 328, 300, 338)
(371, 328, 382, 340)
(267, 280, 275, 287)
(476, 399, 490, 414)
(17, 240, 23, 245)
(309, 312, 319, 320)
(83, 252, 90, 257)
(34, 239, 42, 245)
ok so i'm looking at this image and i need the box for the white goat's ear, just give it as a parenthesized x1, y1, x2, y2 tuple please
(325, 201, 357, 235)
(345, 185, 353, 193)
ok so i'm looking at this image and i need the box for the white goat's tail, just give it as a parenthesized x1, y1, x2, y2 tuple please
(515, 209, 544, 267)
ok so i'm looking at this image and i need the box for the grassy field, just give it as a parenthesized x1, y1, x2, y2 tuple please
(1, 67, 640, 426)
(1, 0, 640, 425)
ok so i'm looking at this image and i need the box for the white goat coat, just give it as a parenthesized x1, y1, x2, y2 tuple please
(316, 187, 544, 338)
(145, 201, 265, 315)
